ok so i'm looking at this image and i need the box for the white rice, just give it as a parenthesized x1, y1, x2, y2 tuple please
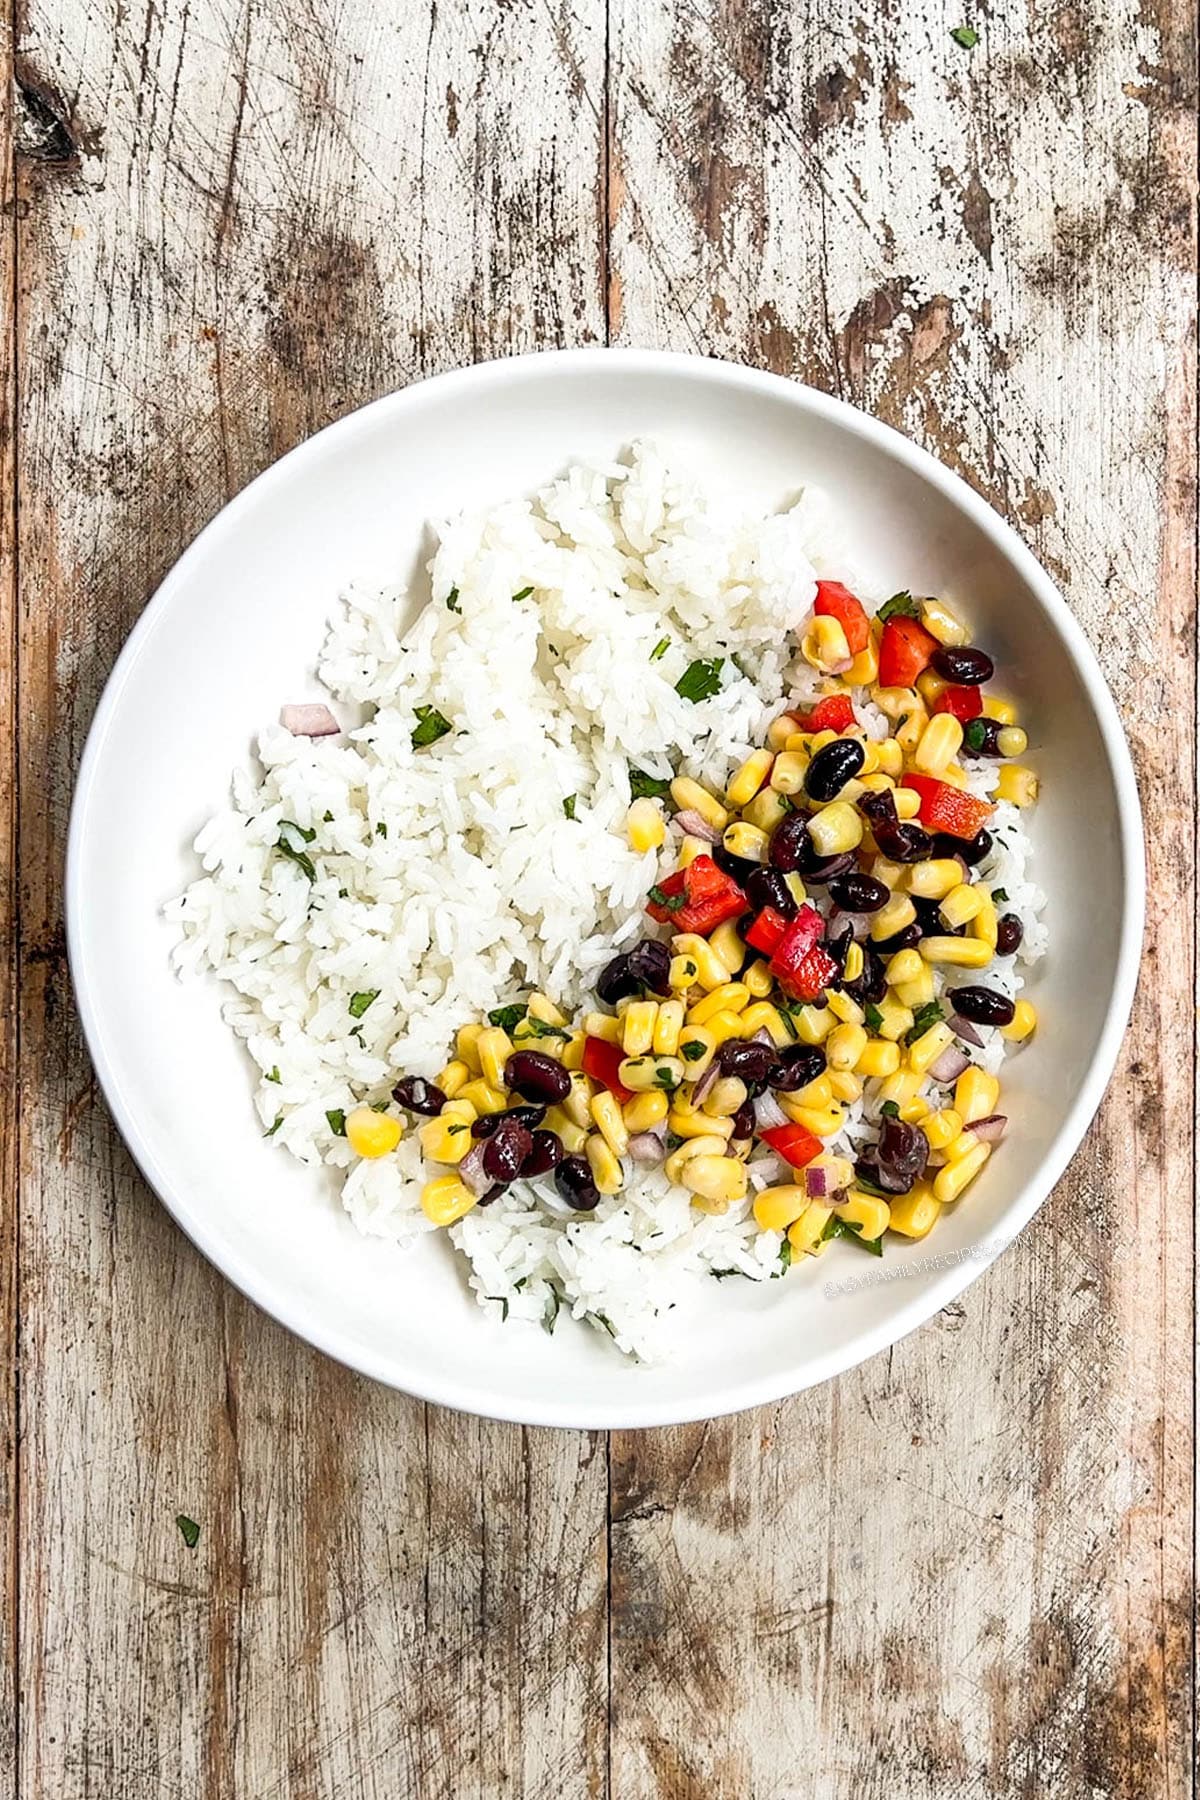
(169, 442, 1045, 1362)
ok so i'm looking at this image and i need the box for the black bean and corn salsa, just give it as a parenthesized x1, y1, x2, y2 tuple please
(357, 582, 1039, 1265)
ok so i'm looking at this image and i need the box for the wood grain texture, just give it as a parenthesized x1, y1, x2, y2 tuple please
(8, 0, 1197, 1795)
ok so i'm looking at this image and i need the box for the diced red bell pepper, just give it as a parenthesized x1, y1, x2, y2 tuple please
(777, 942, 840, 1003)
(769, 906, 838, 1001)
(878, 615, 939, 688)
(759, 1120, 823, 1169)
(900, 774, 995, 840)
(802, 693, 856, 734)
(644, 854, 749, 935)
(582, 1035, 632, 1104)
(744, 905, 791, 957)
(932, 684, 983, 722)
(814, 581, 870, 656)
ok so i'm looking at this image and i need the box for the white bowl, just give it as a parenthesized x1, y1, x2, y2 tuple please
(67, 349, 1143, 1428)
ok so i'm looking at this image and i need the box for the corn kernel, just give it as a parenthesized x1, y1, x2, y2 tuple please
(908, 1020, 955, 1075)
(996, 764, 1039, 807)
(561, 1032, 586, 1071)
(476, 1026, 513, 1089)
(668, 1107, 733, 1143)
(916, 669, 950, 707)
(857, 1037, 900, 1078)
(893, 787, 922, 820)
(898, 1096, 930, 1124)
(618, 1054, 685, 1094)
(456, 1023, 484, 1074)
(871, 892, 917, 942)
(788, 1203, 834, 1255)
(826, 989, 865, 1026)
(770, 751, 810, 796)
(727, 748, 774, 807)
(954, 1066, 1000, 1124)
(651, 999, 684, 1057)
(722, 820, 770, 864)
(743, 959, 773, 1000)
(1001, 999, 1038, 1043)
(872, 686, 916, 720)
(940, 883, 985, 928)
(885, 951, 926, 997)
(997, 726, 1028, 758)
(876, 738, 904, 778)
(800, 615, 851, 672)
(888, 1184, 940, 1238)
(877, 1067, 924, 1107)
(792, 1004, 835, 1044)
(835, 1191, 891, 1241)
(418, 1112, 474, 1164)
(435, 1060, 470, 1100)
(676, 1026, 717, 1076)
(939, 763, 969, 788)
(420, 1175, 477, 1226)
(894, 964, 937, 1009)
(678, 834, 708, 868)
(870, 854, 907, 890)
(742, 787, 791, 833)
(919, 596, 967, 645)
(783, 873, 808, 907)
(563, 1072, 594, 1128)
(786, 1102, 844, 1138)
(934, 1140, 991, 1203)
(672, 933, 734, 991)
(590, 1090, 629, 1157)
(842, 941, 865, 984)
(828, 1070, 863, 1102)
(583, 1011, 621, 1044)
(621, 1000, 659, 1056)
(669, 954, 699, 993)
(907, 858, 965, 900)
(858, 771, 895, 795)
(872, 997, 914, 1042)
(544, 1107, 588, 1154)
(767, 712, 800, 751)
(895, 710, 928, 755)
(753, 1184, 810, 1232)
(703, 1075, 748, 1119)
(670, 776, 729, 830)
(845, 638, 880, 685)
(739, 1001, 791, 1047)
(971, 897, 999, 951)
(923, 1107, 963, 1152)
(709, 919, 746, 975)
(689, 983, 750, 1027)
(919, 936, 992, 968)
(623, 1090, 669, 1132)
(626, 797, 666, 853)
(807, 801, 863, 857)
(827, 1022, 868, 1071)
(664, 1134, 729, 1182)
(512, 1013, 563, 1051)
(345, 1106, 403, 1159)
(982, 695, 1017, 725)
(586, 1133, 624, 1195)
(781, 1071, 833, 1112)
(457, 1079, 507, 1115)
(706, 1009, 751, 1046)
(528, 992, 568, 1028)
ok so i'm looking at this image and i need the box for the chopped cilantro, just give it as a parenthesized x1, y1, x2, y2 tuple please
(950, 24, 979, 47)
(681, 1038, 706, 1062)
(370, 1099, 390, 1113)
(648, 884, 686, 913)
(176, 1514, 201, 1549)
(876, 592, 922, 623)
(665, 1131, 684, 1151)
(880, 1100, 900, 1119)
(488, 1004, 526, 1033)
(276, 823, 316, 881)
(822, 1214, 884, 1255)
(991, 887, 1009, 903)
(326, 1109, 346, 1136)
(864, 1002, 885, 1033)
(280, 819, 316, 843)
(349, 990, 379, 1019)
(521, 1016, 569, 1041)
(542, 1284, 562, 1334)
(629, 767, 671, 801)
(266, 1066, 281, 1084)
(411, 705, 452, 749)
(710, 1267, 745, 1281)
(513, 586, 533, 601)
(731, 652, 754, 681)
(853, 1173, 892, 1200)
(963, 718, 990, 753)
(445, 586, 461, 613)
(375, 821, 388, 838)
(264, 1113, 284, 1137)
(562, 794, 577, 820)
(650, 637, 670, 662)
(447, 1123, 468, 1136)
(773, 1238, 794, 1277)
(906, 999, 945, 1043)
(653, 1064, 678, 1090)
(323, 810, 334, 822)
(675, 656, 724, 703)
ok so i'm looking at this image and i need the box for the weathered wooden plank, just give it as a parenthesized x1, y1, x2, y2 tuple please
(608, 2, 1196, 1795)
(14, 1, 608, 1795)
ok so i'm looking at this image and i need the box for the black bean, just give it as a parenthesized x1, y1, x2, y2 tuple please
(996, 913, 1023, 956)
(803, 851, 859, 885)
(391, 1076, 447, 1116)
(522, 1129, 564, 1176)
(504, 1050, 571, 1104)
(930, 829, 992, 866)
(827, 872, 890, 913)
(482, 1118, 533, 1184)
(718, 1039, 777, 1085)
(555, 1155, 601, 1212)
(840, 944, 887, 1006)
(713, 844, 761, 884)
(931, 644, 994, 685)
(596, 952, 639, 1005)
(767, 812, 811, 873)
(875, 921, 924, 954)
(478, 1184, 507, 1207)
(859, 789, 932, 862)
(805, 738, 865, 803)
(949, 985, 1016, 1027)
(503, 1103, 547, 1131)
(470, 1113, 501, 1139)
(731, 1099, 757, 1141)
(745, 867, 799, 919)
(867, 1115, 929, 1193)
(961, 718, 1003, 759)
(770, 1045, 826, 1092)
(626, 938, 672, 996)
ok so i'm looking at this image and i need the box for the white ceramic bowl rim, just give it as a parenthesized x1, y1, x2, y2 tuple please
(66, 348, 1145, 1427)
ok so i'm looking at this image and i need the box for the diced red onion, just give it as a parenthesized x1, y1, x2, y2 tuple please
(805, 1165, 828, 1198)
(457, 1144, 491, 1198)
(967, 1113, 1008, 1144)
(674, 809, 721, 844)
(628, 1129, 667, 1165)
(692, 1060, 722, 1106)
(753, 1090, 788, 1132)
(752, 1028, 775, 1048)
(281, 702, 340, 737)
(948, 1013, 985, 1048)
(828, 655, 854, 674)
(929, 1045, 971, 1083)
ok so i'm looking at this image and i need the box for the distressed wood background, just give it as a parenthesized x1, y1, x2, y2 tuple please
(5, 0, 1196, 1794)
